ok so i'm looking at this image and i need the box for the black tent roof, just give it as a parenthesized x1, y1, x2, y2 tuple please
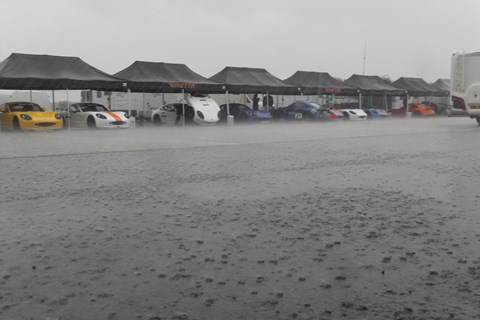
(209, 66, 296, 94)
(114, 61, 222, 93)
(284, 71, 357, 95)
(0, 53, 125, 91)
(392, 77, 448, 96)
(431, 78, 450, 92)
(344, 74, 404, 95)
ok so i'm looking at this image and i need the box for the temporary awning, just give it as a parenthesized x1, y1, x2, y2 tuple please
(431, 78, 450, 93)
(114, 61, 223, 93)
(0, 53, 125, 91)
(209, 66, 297, 94)
(392, 77, 448, 96)
(344, 74, 405, 96)
(284, 71, 357, 95)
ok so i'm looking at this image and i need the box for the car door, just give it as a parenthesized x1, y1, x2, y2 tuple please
(0, 104, 8, 128)
(291, 102, 304, 120)
(68, 105, 83, 127)
(0, 104, 14, 129)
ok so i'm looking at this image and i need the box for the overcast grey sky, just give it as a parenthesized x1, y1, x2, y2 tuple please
(1, 0, 479, 82)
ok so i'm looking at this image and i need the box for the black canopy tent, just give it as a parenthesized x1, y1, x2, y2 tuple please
(0, 53, 125, 91)
(344, 74, 405, 109)
(344, 74, 404, 96)
(209, 67, 297, 115)
(283, 71, 357, 96)
(209, 66, 296, 95)
(392, 77, 448, 97)
(114, 61, 224, 126)
(114, 61, 223, 94)
(0, 53, 127, 125)
(431, 78, 450, 93)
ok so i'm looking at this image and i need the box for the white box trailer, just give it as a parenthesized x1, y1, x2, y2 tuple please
(451, 50, 480, 124)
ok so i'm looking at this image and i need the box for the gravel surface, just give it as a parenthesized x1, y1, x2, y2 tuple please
(1, 117, 480, 320)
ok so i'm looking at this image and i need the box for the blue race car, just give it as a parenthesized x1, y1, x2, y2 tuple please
(219, 103, 271, 123)
(363, 108, 389, 119)
(271, 101, 331, 121)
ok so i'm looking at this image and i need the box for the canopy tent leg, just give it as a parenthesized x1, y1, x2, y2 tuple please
(52, 90, 55, 111)
(226, 90, 233, 126)
(127, 88, 131, 117)
(384, 95, 388, 110)
(406, 93, 410, 112)
(66, 88, 70, 129)
(276, 95, 279, 109)
(182, 89, 185, 127)
(142, 92, 146, 126)
(358, 91, 362, 108)
(332, 93, 336, 107)
(266, 91, 269, 112)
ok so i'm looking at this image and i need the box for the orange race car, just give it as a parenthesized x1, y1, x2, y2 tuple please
(0, 102, 64, 131)
(390, 103, 436, 117)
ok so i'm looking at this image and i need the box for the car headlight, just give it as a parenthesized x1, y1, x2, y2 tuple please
(124, 113, 130, 119)
(20, 114, 32, 120)
(197, 111, 204, 119)
(55, 114, 62, 119)
(96, 113, 107, 119)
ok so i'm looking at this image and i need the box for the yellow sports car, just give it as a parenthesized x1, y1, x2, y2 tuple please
(0, 102, 64, 130)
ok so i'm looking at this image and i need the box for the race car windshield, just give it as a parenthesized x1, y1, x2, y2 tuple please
(10, 103, 43, 112)
(308, 103, 321, 109)
(81, 104, 108, 112)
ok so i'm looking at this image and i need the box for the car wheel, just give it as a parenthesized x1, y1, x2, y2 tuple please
(342, 112, 350, 120)
(413, 112, 421, 117)
(185, 107, 194, 124)
(12, 117, 21, 131)
(238, 114, 249, 123)
(87, 116, 96, 129)
(153, 114, 162, 126)
(303, 112, 313, 121)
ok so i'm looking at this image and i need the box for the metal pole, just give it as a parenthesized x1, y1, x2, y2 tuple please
(66, 88, 70, 129)
(358, 91, 362, 108)
(406, 92, 409, 112)
(162, 93, 165, 106)
(182, 89, 185, 127)
(29, 90, 32, 103)
(142, 92, 146, 125)
(226, 90, 230, 116)
(266, 92, 269, 112)
(128, 88, 131, 116)
(52, 90, 55, 111)
(384, 95, 388, 110)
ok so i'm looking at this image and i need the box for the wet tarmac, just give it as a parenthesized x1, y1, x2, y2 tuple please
(1, 117, 480, 320)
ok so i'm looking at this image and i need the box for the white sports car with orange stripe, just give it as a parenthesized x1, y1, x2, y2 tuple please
(62, 103, 131, 129)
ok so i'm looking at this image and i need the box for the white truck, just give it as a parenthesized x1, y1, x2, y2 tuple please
(451, 50, 480, 125)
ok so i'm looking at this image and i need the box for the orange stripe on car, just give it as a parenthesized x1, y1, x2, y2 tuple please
(107, 112, 122, 121)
